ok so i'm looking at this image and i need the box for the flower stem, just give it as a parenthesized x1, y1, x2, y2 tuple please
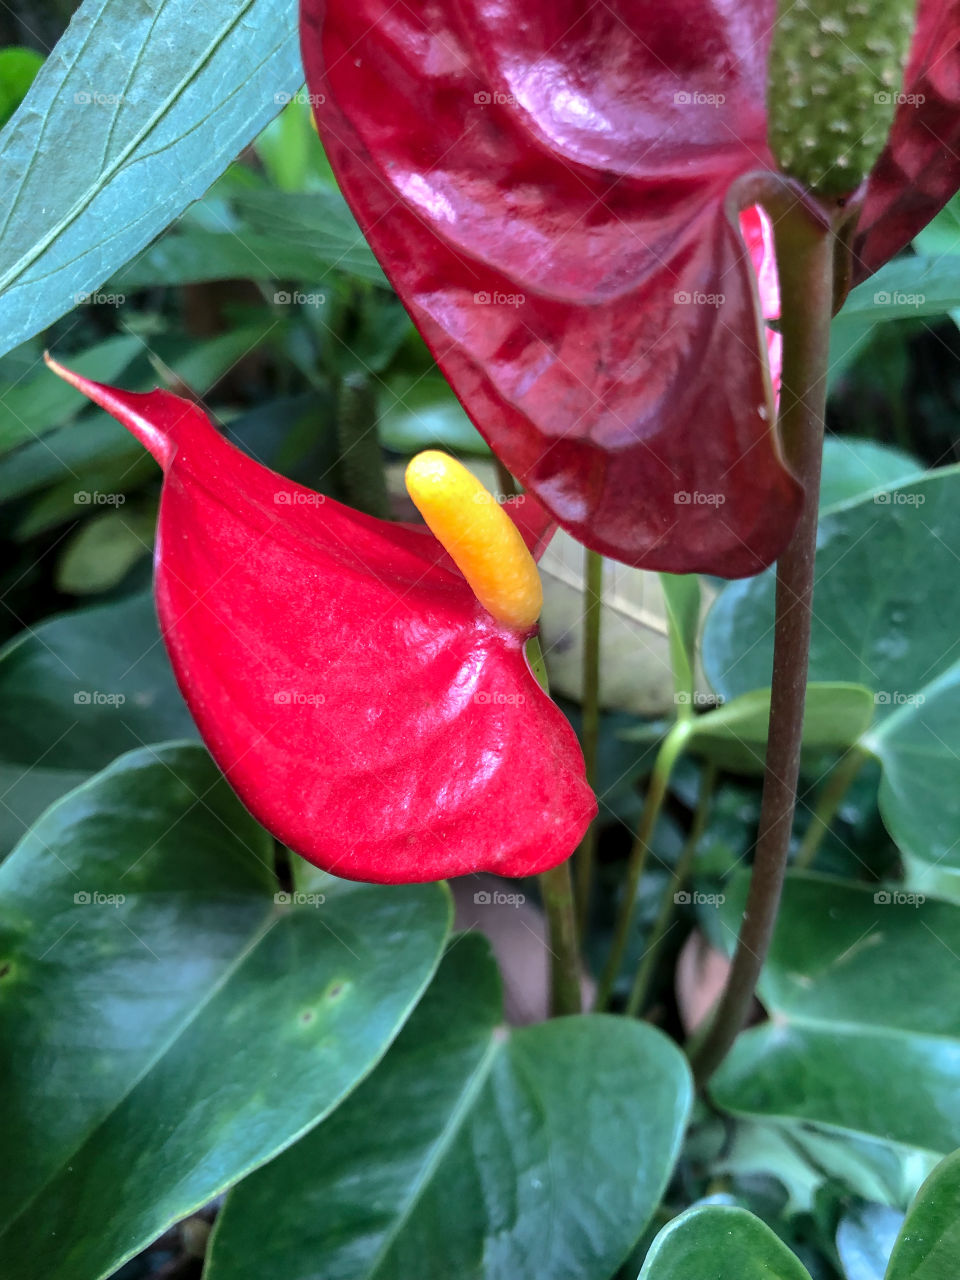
(690, 201, 837, 1088)
(594, 720, 690, 1010)
(626, 764, 716, 1018)
(540, 858, 583, 1015)
(794, 745, 868, 870)
(337, 372, 391, 519)
(527, 633, 583, 1015)
(575, 549, 604, 937)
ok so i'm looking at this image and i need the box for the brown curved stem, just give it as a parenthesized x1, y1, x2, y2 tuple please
(690, 200, 838, 1088)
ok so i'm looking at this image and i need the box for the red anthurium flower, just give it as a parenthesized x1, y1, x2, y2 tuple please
(45, 358, 596, 885)
(301, 0, 959, 575)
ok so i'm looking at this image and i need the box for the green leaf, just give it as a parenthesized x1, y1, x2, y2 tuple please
(703, 469, 960, 873)
(867, 667, 960, 890)
(0, 744, 451, 1280)
(684, 683, 874, 776)
(0, 334, 140, 455)
(0, 589, 195, 771)
(0, 48, 43, 129)
(699, 468, 960, 709)
(119, 188, 384, 289)
(55, 507, 155, 594)
(659, 573, 700, 710)
(819, 437, 923, 512)
(0, 0, 301, 355)
(886, 1148, 960, 1279)
(208, 934, 691, 1280)
(538, 531, 714, 716)
(912, 196, 960, 258)
(637, 1204, 812, 1280)
(378, 373, 489, 455)
(840, 256, 960, 322)
(711, 872, 960, 1157)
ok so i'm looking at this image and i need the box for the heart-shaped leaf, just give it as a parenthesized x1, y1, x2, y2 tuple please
(886, 1148, 960, 1280)
(0, 0, 301, 355)
(0, 744, 450, 1280)
(0, 589, 193, 772)
(207, 933, 691, 1280)
(703, 469, 960, 875)
(637, 1204, 812, 1280)
(710, 872, 960, 1158)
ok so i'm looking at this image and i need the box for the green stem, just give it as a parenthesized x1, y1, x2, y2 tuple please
(594, 720, 690, 1010)
(575, 549, 604, 937)
(540, 858, 583, 1015)
(527, 634, 583, 1016)
(794, 744, 868, 870)
(626, 764, 717, 1018)
(690, 199, 838, 1088)
(337, 372, 391, 519)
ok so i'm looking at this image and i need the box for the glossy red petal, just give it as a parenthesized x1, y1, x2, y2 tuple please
(302, 0, 802, 577)
(46, 362, 595, 883)
(853, 0, 960, 281)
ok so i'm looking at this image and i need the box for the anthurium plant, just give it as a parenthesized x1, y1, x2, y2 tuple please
(0, 0, 959, 1277)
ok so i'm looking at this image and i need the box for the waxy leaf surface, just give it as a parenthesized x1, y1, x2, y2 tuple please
(208, 934, 692, 1280)
(0, 744, 450, 1280)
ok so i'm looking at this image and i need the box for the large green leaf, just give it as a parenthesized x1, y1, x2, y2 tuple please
(118, 188, 384, 289)
(703, 469, 960, 874)
(711, 873, 960, 1158)
(0, 589, 193, 771)
(867, 667, 960, 891)
(637, 1204, 812, 1280)
(207, 934, 691, 1280)
(0, 0, 301, 355)
(818, 437, 923, 512)
(840, 256, 960, 322)
(886, 1149, 960, 1280)
(0, 744, 450, 1280)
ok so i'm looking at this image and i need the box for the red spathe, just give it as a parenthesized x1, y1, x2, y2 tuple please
(301, 0, 960, 574)
(49, 365, 596, 884)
